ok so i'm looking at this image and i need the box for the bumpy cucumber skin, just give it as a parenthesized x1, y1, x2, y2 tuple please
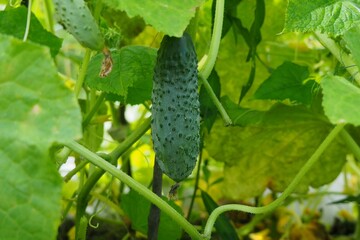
(151, 33, 200, 182)
(54, 0, 104, 51)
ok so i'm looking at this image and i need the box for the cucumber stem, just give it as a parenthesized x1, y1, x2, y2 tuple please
(201, 75, 232, 126)
(65, 137, 205, 240)
(75, 49, 92, 97)
(202, 123, 345, 238)
(197, 0, 232, 125)
(23, 0, 32, 41)
(82, 92, 106, 128)
(198, 0, 224, 79)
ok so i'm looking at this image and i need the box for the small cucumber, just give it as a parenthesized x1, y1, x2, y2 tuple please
(151, 32, 200, 182)
(54, 0, 104, 51)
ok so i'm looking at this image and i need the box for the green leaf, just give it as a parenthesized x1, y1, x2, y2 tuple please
(343, 25, 360, 69)
(321, 75, 360, 126)
(0, 141, 62, 240)
(121, 190, 182, 240)
(201, 191, 239, 240)
(85, 46, 156, 105)
(211, 0, 242, 38)
(284, 0, 360, 36)
(103, 0, 204, 37)
(0, 34, 82, 146)
(328, 194, 360, 204)
(221, 96, 264, 126)
(0, 6, 62, 57)
(205, 103, 347, 199)
(0, 34, 81, 239)
(254, 61, 315, 105)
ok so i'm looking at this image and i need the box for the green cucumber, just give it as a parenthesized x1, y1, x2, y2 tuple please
(53, 0, 104, 51)
(151, 32, 200, 182)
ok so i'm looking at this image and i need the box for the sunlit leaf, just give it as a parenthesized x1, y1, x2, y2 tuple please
(0, 34, 81, 240)
(0, 141, 62, 240)
(0, 34, 81, 146)
(103, 0, 205, 37)
(284, 0, 360, 36)
(321, 75, 360, 126)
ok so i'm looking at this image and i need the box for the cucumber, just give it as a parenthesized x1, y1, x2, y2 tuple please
(151, 32, 200, 182)
(53, 0, 104, 51)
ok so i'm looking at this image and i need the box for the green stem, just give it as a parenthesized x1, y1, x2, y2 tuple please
(198, 0, 224, 80)
(73, 118, 151, 233)
(65, 141, 204, 240)
(23, 0, 32, 41)
(75, 49, 92, 97)
(314, 32, 360, 85)
(108, 118, 150, 161)
(82, 92, 106, 128)
(340, 129, 360, 161)
(202, 123, 345, 238)
(197, 0, 231, 126)
(77, 216, 88, 240)
(201, 75, 232, 126)
(56, 146, 72, 168)
(63, 160, 88, 182)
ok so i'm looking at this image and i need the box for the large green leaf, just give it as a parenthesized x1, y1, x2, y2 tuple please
(321, 75, 360, 126)
(103, 0, 204, 37)
(284, 0, 360, 36)
(254, 61, 315, 105)
(85, 46, 156, 105)
(205, 102, 346, 199)
(0, 6, 62, 57)
(0, 34, 82, 239)
(121, 190, 182, 240)
(0, 140, 62, 240)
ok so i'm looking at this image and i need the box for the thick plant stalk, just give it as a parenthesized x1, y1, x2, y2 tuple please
(148, 160, 163, 240)
(198, 0, 232, 126)
(65, 138, 204, 239)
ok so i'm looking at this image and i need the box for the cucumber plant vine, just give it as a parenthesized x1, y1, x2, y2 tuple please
(2, 0, 360, 240)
